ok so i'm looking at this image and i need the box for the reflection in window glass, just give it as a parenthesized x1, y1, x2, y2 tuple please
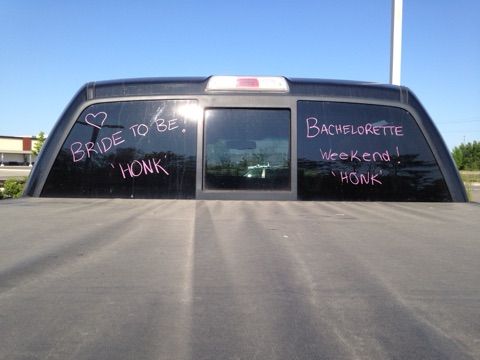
(297, 101, 451, 201)
(42, 100, 198, 198)
(204, 109, 290, 190)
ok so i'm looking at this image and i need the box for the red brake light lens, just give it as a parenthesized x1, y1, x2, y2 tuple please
(236, 78, 259, 88)
(206, 76, 289, 92)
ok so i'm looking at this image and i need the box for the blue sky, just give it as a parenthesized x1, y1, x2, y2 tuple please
(1, 0, 479, 149)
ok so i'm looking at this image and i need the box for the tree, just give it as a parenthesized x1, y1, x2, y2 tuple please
(452, 146, 465, 169)
(451, 141, 480, 170)
(2, 177, 27, 198)
(32, 131, 46, 156)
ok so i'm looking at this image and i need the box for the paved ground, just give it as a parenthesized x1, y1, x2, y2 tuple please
(0, 166, 31, 181)
(469, 183, 480, 203)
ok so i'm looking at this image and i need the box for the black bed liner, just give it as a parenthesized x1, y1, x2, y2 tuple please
(1, 199, 479, 359)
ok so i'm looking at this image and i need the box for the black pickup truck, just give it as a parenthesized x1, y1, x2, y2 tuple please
(1, 77, 479, 359)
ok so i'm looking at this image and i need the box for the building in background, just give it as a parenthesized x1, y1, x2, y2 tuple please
(0, 135, 40, 166)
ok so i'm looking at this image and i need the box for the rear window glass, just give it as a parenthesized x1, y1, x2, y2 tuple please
(297, 101, 451, 201)
(42, 100, 198, 198)
(204, 108, 291, 190)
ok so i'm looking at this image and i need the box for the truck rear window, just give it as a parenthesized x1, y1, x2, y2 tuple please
(42, 100, 198, 198)
(42, 98, 451, 201)
(297, 101, 451, 201)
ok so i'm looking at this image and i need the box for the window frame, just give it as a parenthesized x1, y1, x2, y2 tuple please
(33, 93, 457, 201)
(196, 97, 298, 200)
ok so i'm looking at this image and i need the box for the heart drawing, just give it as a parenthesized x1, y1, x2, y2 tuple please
(85, 112, 108, 129)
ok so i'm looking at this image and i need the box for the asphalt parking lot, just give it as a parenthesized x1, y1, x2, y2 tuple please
(470, 184, 480, 203)
(0, 166, 32, 181)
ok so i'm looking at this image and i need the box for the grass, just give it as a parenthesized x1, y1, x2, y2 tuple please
(460, 171, 480, 184)
(460, 171, 480, 202)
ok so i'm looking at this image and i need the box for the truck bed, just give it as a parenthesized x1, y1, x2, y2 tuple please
(1, 199, 479, 359)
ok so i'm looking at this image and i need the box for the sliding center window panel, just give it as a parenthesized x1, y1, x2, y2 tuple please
(203, 108, 291, 191)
